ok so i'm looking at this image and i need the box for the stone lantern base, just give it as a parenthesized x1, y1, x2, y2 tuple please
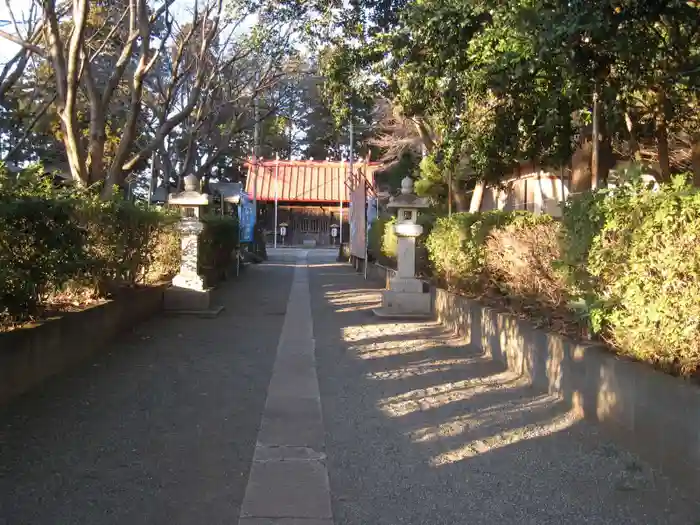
(373, 276, 432, 319)
(164, 286, 223, 317)
(373, 231, 432, 319)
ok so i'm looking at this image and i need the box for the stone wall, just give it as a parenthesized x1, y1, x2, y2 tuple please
(366, 262, 700, 489)
(0, 285, 166, 406)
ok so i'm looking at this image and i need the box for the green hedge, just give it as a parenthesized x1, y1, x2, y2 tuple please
(0, 168, 179, 328)
(0, 192, 88, 320)
(368, 213, 435, 275)
(426, 210, 550, 288)
(0, 172, 179, 327)
(367, 216, 397, 266)
(560, 175, 700, 375)
(425, 174, 700, 376)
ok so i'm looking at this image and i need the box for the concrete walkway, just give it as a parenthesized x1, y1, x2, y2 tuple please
(1, 248, 698, 524)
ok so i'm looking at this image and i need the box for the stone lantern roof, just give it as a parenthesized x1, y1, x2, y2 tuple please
(387, 176, 430, 210)
(168, 174, 209, 206)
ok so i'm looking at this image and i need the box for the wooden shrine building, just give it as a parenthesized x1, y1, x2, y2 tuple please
(245, 159, 382, 247)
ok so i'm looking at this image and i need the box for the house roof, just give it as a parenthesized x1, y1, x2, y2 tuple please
(244, 160, 382, 203)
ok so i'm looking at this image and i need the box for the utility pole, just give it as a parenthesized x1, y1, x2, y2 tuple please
(591, 87, 600, 190)
(345, 113, 354, 248)
(252, 71, 260, 225)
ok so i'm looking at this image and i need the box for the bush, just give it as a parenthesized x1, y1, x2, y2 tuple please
(199, 214, 239, 280)
(561, 175, 700, 375)
(0, 193, 87, 322)
(368, 213, 436, 275)
(0, 168, 179, 328)
(426, 210, 537, 290)
(367, 216, 397, 266)
(79, 194, 179, 293)
(484, 215, 566, 308)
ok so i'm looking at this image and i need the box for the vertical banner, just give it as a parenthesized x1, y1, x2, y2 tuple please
(349, 169, 366, 258)
(238, 192, 255, 243)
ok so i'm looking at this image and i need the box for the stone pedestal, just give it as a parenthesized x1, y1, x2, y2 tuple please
(373, 181, 432, 319)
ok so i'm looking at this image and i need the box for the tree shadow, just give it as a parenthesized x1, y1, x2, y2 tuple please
(0, 263, 295, 524)
(311, 263, 700, 525)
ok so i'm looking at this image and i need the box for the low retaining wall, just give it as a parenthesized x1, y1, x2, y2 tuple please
(364, 262, 396, 287)
(366, 263, 700, 488)
(0, 285, 166, 406)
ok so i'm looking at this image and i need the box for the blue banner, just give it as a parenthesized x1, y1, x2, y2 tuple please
(238, 192, 255, 243)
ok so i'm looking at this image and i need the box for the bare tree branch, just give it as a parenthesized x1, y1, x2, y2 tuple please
(2, 93, 57, 162)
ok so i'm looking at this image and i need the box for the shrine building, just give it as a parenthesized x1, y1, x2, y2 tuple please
(244, 159, 382, 247)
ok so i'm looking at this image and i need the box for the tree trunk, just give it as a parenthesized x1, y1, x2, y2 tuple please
(85, 88, 107, 186)
(468, 181, 485, 213)
(625, 111, 643, 162)
(692, 138, 700, 187)
(655, 90, 672, 183)
(591, 89, 600, 189)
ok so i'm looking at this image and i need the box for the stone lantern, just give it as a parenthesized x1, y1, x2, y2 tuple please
(164, 174, 222, 316)
(373, 176, 432, 318)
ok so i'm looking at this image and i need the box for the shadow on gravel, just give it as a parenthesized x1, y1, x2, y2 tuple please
(311, 263, 700, 525)
(0, 261, 295, 525)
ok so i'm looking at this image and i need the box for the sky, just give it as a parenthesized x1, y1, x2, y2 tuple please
(0, 0, 201, 65)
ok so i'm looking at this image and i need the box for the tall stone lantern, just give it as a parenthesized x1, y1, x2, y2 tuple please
(164, 174, 222, 316)
(373, 176, 432, 318)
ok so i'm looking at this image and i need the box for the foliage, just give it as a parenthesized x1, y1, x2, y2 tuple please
(367, 216, 397, 266)
(321, 0, 700, 210)
(426, 210, 546, 289)
(484, 217, 566, 308)
(368, 212, 435, 274)
(0, 167, 177, 328)
(199, 214, 240, 277)
(0, 176, 87, 322)
(78, 195, 179, 293)
(561, 173, 700, 375)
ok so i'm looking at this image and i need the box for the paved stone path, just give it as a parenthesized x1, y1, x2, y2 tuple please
(1, 248, 698, 524)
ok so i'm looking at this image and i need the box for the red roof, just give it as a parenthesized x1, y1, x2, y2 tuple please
(245, 160, 382, 203)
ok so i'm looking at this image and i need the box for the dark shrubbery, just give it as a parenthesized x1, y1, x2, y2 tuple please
(0, 190, 88, 321)
(199, 213, 240, 283)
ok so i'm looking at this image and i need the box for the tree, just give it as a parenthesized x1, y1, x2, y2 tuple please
(320, 0, 700, 213)
(0, 0, 315, 197)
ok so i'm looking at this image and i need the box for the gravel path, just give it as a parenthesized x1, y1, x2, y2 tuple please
(308, 255, 700, 525)
(2, 249, 698, 525)
(0, 254, 296, 525)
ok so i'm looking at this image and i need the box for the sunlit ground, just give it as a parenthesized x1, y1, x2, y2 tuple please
(331, 287, 581, 467)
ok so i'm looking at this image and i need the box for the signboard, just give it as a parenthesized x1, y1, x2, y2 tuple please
(280, 225, 287, 237)
(330, 225, 338, 238)
(237, 192, 255, 243)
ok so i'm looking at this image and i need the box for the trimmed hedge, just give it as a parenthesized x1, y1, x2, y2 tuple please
(425, 174, 700, 377)
(199, 214, 239, 283)
(560, 175, 700, 376)
(0, 168, 238, 329)
(426, 210, 551, 289)
(367, 216, 397, 267)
